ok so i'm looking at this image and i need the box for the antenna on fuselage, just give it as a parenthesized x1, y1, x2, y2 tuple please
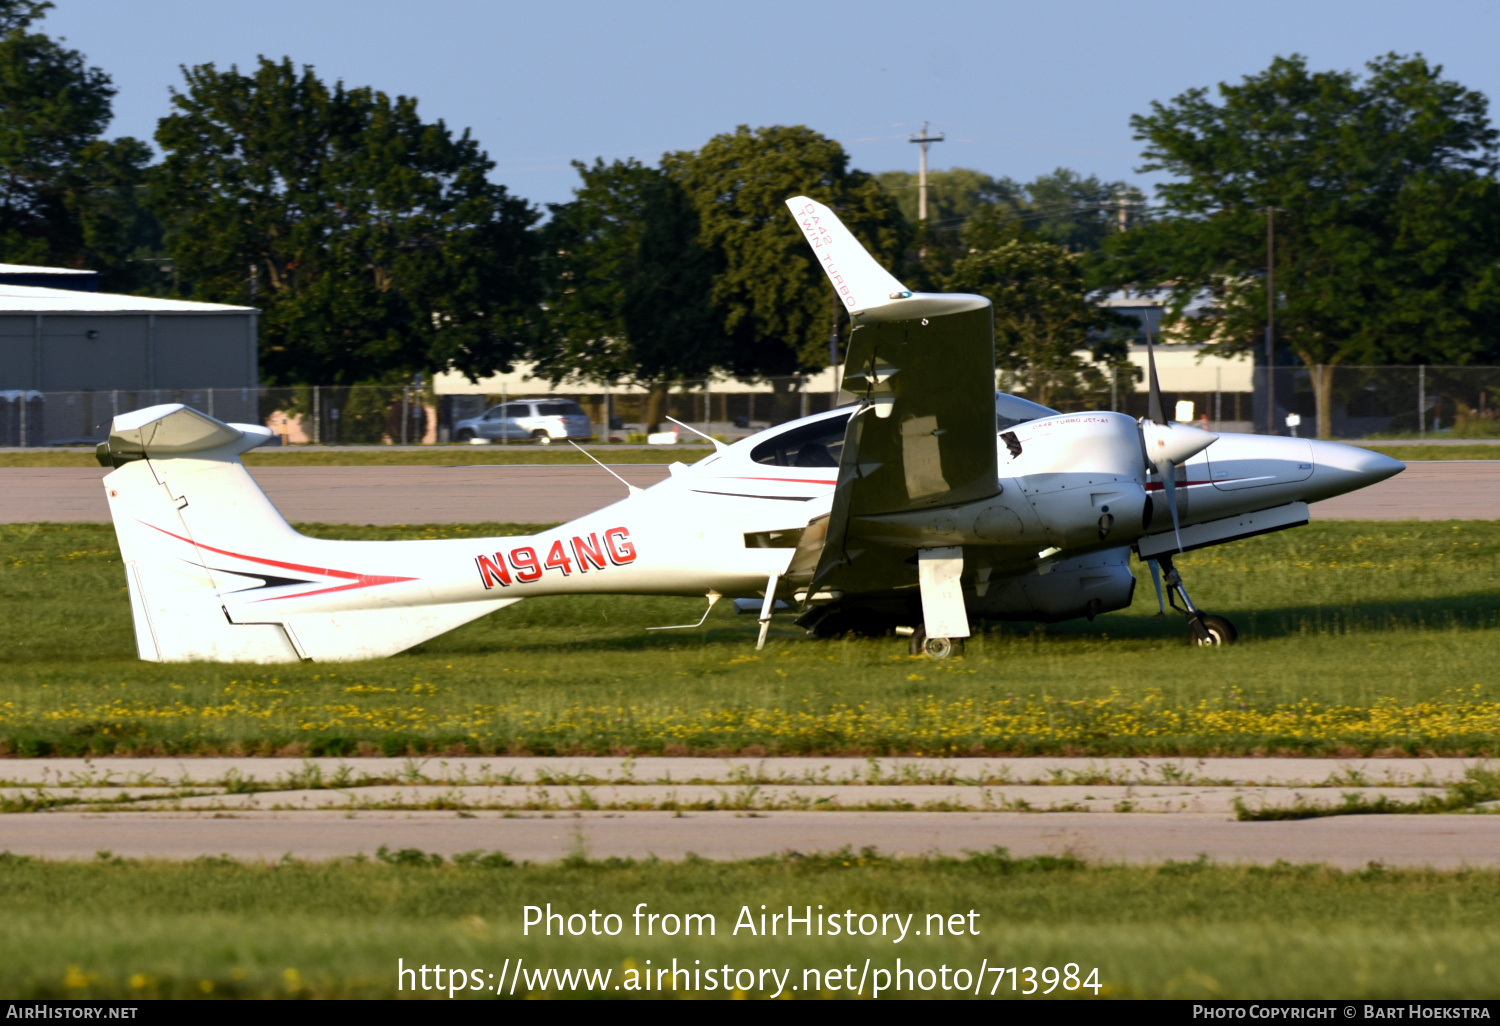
(567, 441, 642, 495)
(663, 416, 727, 452)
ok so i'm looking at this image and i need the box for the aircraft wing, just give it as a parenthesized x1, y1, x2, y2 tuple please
(783, 196, 997, 593)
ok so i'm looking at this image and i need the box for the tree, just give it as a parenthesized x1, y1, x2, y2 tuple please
(876, 168, 1013, 280)
(943, 238, 1129, 408)
(1109, 53, 1500, 437)
(0, 1, 157, 287)
(663, 125, 909, 376)
(152, 57, 540, 385)
(876, 168, 1016, 228)
(1022, 169, 1142, 254)
(960, 169, 1143, 255)
(537, 158, 721, 429)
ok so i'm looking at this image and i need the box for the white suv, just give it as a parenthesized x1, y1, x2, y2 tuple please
(453, 399, 594, 444)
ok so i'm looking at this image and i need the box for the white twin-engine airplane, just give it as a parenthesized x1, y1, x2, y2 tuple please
(96, 196, 1403, 664)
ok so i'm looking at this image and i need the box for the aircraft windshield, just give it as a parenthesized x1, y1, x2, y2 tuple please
(751, 413, 852, 468)
(996, 392, 1057, 430)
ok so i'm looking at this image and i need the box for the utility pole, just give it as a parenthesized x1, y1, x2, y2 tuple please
(1264, 207, 1282, 435)
(910, 122, 944, 257)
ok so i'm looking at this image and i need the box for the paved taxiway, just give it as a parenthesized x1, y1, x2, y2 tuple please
(4, 758, 1496, 865)
(2, 459, 1495, 523)
(5, 810, 1497, 869)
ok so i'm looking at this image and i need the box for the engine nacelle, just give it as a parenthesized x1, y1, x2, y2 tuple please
(1003, 412, 1151, 550)
(972, 546, 1137, 622)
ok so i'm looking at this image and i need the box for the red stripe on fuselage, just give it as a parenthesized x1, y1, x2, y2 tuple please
(720, 476, 838, 485)
(140, 521, 416, 601)
(1145, 480, 1218, 491)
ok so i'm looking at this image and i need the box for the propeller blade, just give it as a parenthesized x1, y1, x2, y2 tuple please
(1162, 458, 1184, 553)
(1143, 311, 1166, 425)
(1147, 558, 1165, 615)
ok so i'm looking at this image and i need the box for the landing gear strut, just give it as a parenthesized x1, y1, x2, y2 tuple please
(1151, 554, 1238, 646)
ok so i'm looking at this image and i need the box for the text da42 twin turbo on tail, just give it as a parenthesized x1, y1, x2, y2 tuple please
(96, 197, 1403, 662)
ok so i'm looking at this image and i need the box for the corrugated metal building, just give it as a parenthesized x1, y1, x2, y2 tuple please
(0, 283, 256, 445)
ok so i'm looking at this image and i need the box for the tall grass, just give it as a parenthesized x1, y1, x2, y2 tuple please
(3, 521, 1499, 756)
(0, 853, 1497, 999)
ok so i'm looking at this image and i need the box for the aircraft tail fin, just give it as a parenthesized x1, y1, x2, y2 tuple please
(785, 195, 911, 318)
(100, 404, 517, 663)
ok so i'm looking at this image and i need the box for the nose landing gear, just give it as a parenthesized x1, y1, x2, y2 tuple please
(1149, 553, 1238, 646)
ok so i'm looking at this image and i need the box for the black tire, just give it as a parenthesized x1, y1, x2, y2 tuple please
(908, 627, 926, 656)
(1191, 614, 1238, 646)
(532, 430, 553, 445)
(455, 429, 475, 442)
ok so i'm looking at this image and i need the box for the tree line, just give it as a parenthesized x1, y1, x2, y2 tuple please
(6, 0, 1500, 436)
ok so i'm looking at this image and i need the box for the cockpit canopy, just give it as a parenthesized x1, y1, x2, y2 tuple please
(746, 393, 1057, 468)
(751, 413, 851, 467)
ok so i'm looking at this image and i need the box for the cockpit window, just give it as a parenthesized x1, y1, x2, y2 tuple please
(996, 392, 1057, 430)
(750, 413, 852, 468)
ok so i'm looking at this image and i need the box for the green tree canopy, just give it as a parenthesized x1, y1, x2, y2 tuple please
(536, 158, 721, 428)
(1107, 53, 1500, 436)
(0, 0, 156, 288)
(876, 167, 1015, 229)
(663, 125, 909, 376)
(875, 166, 1141, 282)
(943, 238, 1129, 409)
(152, 57, 540, 385)
(876, 167, 1013, 282)
(960, 169, 1142, 255)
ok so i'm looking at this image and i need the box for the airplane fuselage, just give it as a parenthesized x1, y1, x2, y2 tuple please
(189, 406, 1400, 633)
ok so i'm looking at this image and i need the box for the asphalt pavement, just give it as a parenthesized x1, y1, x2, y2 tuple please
(2, 460, 1494, 524)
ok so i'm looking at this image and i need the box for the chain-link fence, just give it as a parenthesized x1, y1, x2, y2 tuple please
(6, 367, 1496, 447)
(1264, 365, 1500, 438)
(0, 377, 846, 447)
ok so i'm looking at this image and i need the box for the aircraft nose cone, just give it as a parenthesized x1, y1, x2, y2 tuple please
(1310, 440, 1405, 487)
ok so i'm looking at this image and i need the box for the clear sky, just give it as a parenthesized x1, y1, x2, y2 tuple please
(43, 0, 1500, 211)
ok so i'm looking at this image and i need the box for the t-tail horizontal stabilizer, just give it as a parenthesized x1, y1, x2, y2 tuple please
(100, 403, 519, 664)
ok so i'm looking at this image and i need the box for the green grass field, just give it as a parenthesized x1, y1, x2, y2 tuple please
(3, 519, 1500, 757)
(5, 522, 1500, 1002)
(1, 441, 1496, 466)
(1, 852, 1497, 999)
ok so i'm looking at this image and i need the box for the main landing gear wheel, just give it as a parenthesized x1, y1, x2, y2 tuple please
(1151, 553, 1239, 648)
(1189, 613, 1237, 647)
(907, 627, 964, 660)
